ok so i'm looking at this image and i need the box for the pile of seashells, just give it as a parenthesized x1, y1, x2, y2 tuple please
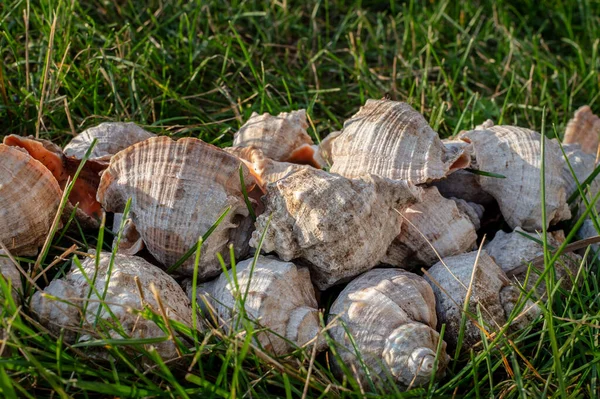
(1, 99, 598, 391)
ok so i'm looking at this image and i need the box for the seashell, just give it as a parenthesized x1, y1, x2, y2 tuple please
(485, 227, 580, 295)
(451, 198, 484, 230)
(562, 144, 600, 215)
(0, 251, 22, 305)
(190, 255, 325, 355)
(250, 167, 422, 290)
(461, 126, 571, 231)
(316, 130, 342, 167)
(0, 144, 63, 255)
(233, 110, 322, 167)
(577, 218, 599, 256)
(31, 252, 196, 359)
(112, 213, 144, 256)
(430, 169, 496, 206)
(382, 187, 478, 269)
(328, 268, 449, 390)
(3, 135, 106, 225)
(425, 250, 540, 351)
(97, 136, 263, 279)
(64, 122, 156, 162)
(329, 99, 470, 184)
(563, 106, 600, 155)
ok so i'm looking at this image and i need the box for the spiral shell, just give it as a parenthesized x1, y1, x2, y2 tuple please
(64, 122, 156, 162)
(383, 187, 478, 269)
(329, 99, 470, 184)
(191, 255, 324, 355)
(563, 105, 600, 155)
(0, 144, 63, 255)
(461, 125, 571, 231)
(250, 167, 422, 290)
(328, 269, 449, 390)
(97, 136, 262, 278)
(31, 252, 195, 359)
(425, 250, 540, 350)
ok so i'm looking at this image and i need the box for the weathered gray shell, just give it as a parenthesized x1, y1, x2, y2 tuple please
(250, 167, 422, 290)
(383, 187, 478, 269)
(563, 106, 600, 154)
(0, 144, 63, 256)
(64, 122, 156, 162)
(97, 136, 262, 279)
(191, 255, 324, 355)
(329, 99, 470, 184)
(451, 198, 485, 230)
(462, 125, 571, 231)
(112, 213, 144, 256)
(562, 144, 600, 216)
(431, 169, 496, 206)
(328, 269, 449, 390)
(577, 219, 599, 256)
(425, 251, 540, 351)
(0, 250, 21, 305)
(485, 228, 580, 296)
(31, 252, 195, 359)
(233, 110, 321, 167)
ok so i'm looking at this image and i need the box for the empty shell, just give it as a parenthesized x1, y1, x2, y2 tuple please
(329, 99, 470, 184)
(563, 106, 600, 155)
(383, 187, 478, 269)
(191, 255, 325, 355)
(233, 110, 321, 167)
(462, 125, 571, 231)
(97, 136, 262, 279)
(31, 252, 195, 359)
(0, 144, 63, 256)
(425, 251, 540, 350)
(112, 213, 144, 256)
(328, 269, 449, 390)
(64, 122, 156, 162)
(250, 167, 422, 290)
(430, 169, 496, 206)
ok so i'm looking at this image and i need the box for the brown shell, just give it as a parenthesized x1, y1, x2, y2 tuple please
(329, 100, 470, 184)
(31, 252, 196, 359)
(3, 135, 106, 225)
(250, 167, 422, 290)
(64, 122, 156, 161)
(383, 187, 478, 268)
(328, 269, 449, 390)
(425, 250, 540, 351)
(233, 110, 321, 167)
(0, 144, 63, 255)
(193, 255, 325, 355)
(563, 105, 600, 154)
(112, 213, 144, 256)
(97, 136, 263, 279)
(462, 125, 571, 231)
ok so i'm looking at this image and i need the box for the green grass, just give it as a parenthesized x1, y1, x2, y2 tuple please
(1, 0, 600, 397)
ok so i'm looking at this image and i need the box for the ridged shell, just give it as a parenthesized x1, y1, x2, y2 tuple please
(97, 136, 262, 278)
(192, 255, 325, 355)
(316, 130, 342, 167)
(328, 269, 449, 390)
(452, 198, 485, 230)
(329, 100, 470, 184)
(3, 135, 105, 224)
(112, 213, 144, 256)
(431, 169, 496, 206)
(425, 251, 540, 350)
(250, 167, 422, 290)
(0, 250, 21, 305)
(233, 110, 321, 167)
(485, 228, 580, 295)
(563, 106, 600, 154)
(0, 144, 63, 255)
(64, 122, 156, 161)
(31, 252, 195, 359)
(383, 187, 478, 269)
(462, 125, 571, 231)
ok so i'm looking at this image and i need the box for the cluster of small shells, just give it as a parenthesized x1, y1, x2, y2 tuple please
(0, 101, 598, 391)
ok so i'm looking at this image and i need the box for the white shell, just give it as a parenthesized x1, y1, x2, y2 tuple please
(192, 255, 324, 355)
(328, 269, 449, 390)
(97, 136, 262, 279)
(462, 126, 571, 231)
(250, 167, 422, 289)
(64, 122, 156, 161)
(0, 144, 63, 255)
(31, 252, 195, 359)
(425, 250, 540, 350)
(329, 99, 470, 184)
(563, 106, 600, 154)
(383, 187, 478, 269)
